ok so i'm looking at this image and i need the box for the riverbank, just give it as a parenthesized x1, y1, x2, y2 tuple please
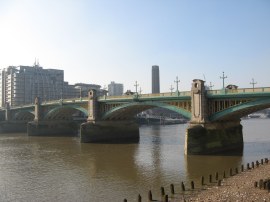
(182, 159, 270, 201)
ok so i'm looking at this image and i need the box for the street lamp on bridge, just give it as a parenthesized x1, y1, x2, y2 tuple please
(209, 82, 214, 90)
(134, 81, 139, 94)
(250, 78, 257, 92)
(220, 71, 227, 89)
(169, 85, 174, 95)
(174, 76, 180, 96)
(139, 87, 143, 95)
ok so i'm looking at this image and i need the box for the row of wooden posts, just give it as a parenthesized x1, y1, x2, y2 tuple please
(123, 157, 269, 202)
(254, 178, 270, 190)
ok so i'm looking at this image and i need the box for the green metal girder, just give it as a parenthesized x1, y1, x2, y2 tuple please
(14, 109, 35, 120)
(207, 92, 270, 99)
(44, 105, 88, 119)
(99, 96, 191, 103)
(101, 101, 191, 120)
(210, 98, 270, 121)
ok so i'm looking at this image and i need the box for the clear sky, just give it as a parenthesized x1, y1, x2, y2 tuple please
(0, 0, 269, 93)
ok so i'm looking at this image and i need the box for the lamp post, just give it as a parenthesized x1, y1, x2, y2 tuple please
(209, 82, 214, 90)
(80, 87, 82, 101)
(174, 76, 180, 96)
(169, 85, 174, 95)
(220, 71, 227, 89)
(134, 81, 139, 94)
(139, 87, 143, 95)
(250, 78, 257, 92)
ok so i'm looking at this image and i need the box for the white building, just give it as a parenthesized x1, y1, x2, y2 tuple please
(0, 63, 102, 107)
(108, 81, 123, 96)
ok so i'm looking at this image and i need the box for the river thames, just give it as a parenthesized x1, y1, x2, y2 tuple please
(0, 119, 269, 201)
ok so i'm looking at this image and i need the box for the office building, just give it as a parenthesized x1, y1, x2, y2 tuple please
(108, 81, 123, 96)
(152, 65, 160, 93)
(0, 62, 102, 107)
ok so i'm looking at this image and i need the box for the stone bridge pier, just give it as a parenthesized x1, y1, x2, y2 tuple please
(80, 90, 139, 143)
(184, 79, 243, 155)
(27, 97, 78, 136)
(0, 103, 28, 133)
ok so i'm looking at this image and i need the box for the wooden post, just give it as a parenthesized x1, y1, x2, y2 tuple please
(215, 172, 219, 180)
(181, 182, 185, 191)
(161, 187, 165, 196)
(267, 180, 270, 191)
(254, 181, 258, 188)
(230, 168, 233, 176)
(138, 194, 142, 202)
(191, 181, 195, 189)
(201, 176, 204, 185)
(259, 179, 264, 189)
(148, 190, 153, 201)
(165, 195, 168, 202)
(170, 184, 175, 195)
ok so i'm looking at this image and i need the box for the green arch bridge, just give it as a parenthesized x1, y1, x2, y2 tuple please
(1, 79, 270, 155)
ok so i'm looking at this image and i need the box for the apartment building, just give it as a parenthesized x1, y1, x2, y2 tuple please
(0, 63, 102, 107)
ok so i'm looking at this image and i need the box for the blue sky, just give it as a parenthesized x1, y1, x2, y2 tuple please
(0, 0, 269, 93)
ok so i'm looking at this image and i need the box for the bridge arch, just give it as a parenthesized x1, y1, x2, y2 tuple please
(14, 110, 35, 121)
(101, 101, 191, 120)
(210, 98, 270, 121)
(44, 105, 88, 120)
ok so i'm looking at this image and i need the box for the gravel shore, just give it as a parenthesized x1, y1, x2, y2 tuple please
(179, 160, 270, 201)
(124, 160, 270, 202)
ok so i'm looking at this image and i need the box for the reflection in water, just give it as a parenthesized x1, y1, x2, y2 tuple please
(185, 155, 242, 183)
(0, 120, 269, 201)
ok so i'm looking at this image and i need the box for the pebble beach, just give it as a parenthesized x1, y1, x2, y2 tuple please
(180, 159, 270, 201)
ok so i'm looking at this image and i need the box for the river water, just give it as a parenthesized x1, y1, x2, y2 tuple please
(0, 119, 269, 202)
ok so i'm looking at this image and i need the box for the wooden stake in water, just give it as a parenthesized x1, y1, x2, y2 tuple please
(215, 172, 219, 180)
(170, 184, 175, 195)
(181, 182, 185, 191)
(148, 190, 153, 201)
(138, 194, 142, 202)
(161, 187, 165, 196)
(191, 181, 195, 190)
(201, 176, 204, 185)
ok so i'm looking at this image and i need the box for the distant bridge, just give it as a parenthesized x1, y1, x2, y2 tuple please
(1, 79, 270, 154)
(2, 86, 270, 123)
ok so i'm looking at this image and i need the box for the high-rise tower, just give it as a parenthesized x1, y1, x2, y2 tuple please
(152, 65, 160, 94)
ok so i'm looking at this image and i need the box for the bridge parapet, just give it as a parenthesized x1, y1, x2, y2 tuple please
(207, 87, 270, 96)
(41, 97, 88, 106)
(98, 91, 191, 101)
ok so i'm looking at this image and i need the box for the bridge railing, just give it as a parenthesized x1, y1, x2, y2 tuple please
(41, 97, 88, 105)
(207, 87, 270, 95)
(99, 91, 191, 100)
(139, 91, 191, 97)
